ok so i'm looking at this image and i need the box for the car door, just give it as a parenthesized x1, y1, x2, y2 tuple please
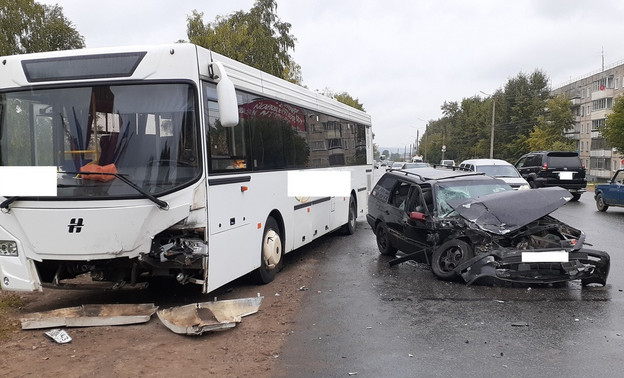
(400, 185, 435, 255)
(385, 180, 412, 250)
(603, 170, 624, 206)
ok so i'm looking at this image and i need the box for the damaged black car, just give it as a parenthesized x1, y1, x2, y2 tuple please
(367, 168, 610, 286)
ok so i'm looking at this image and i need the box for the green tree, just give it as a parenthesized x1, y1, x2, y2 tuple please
(186, 0, 302, 84)
(0, 0, 84, 55)
(526, 95, 576, 151)
(602, 95, 624, 153)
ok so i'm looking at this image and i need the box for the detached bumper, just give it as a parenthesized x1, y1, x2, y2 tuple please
(455, 248, 610, 286)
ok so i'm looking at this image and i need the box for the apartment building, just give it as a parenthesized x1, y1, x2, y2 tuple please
(551, 60, 624, 180)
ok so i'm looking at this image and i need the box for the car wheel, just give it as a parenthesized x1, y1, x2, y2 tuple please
(375, 222, 397, 256)
(255, 216, 283, 284)
(595, 193, 609, 212)
(431, 239, 474, 281)
(340, 196, 357, 235)
(570, 193, 581, 202)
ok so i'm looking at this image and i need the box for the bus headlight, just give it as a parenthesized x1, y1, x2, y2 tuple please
(0, 241, 18, 256)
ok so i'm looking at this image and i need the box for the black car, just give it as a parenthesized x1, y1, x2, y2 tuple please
(367, 168, 609, 286)
(514, 151, 587, 201)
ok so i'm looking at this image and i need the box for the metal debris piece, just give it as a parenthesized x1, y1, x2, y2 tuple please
(21, 304, 158, 330)
(157, 296, 264, 335)
(44, 328, 72, 344)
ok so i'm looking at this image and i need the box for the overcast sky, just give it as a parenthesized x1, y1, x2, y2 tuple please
(38, 0, 624, 150)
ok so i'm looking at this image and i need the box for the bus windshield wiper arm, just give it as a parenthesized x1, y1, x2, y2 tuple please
(63, 171, 169, 210)
(0, 196, 20, 210)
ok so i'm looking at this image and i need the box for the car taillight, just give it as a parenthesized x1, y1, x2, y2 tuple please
(542, 162, 547, 170)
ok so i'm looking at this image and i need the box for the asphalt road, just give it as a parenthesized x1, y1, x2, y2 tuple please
(274, 190, 624, 378)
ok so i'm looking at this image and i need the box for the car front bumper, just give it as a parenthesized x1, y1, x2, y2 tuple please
(455, 247, 610, 286)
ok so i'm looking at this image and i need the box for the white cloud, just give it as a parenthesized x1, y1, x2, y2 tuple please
(38, 0, 624, 149)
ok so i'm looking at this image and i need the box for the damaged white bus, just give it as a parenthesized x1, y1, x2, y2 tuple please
(0, 44, 373, 293)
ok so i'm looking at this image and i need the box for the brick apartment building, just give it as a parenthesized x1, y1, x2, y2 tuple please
(551, 60, 624, 181)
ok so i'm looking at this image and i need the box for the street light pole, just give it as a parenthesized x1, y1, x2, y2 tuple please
(480, 91, 495, 159)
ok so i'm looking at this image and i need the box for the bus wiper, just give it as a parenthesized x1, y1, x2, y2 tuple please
(0, 196, 19, 210)
(63, 171, 169, 210)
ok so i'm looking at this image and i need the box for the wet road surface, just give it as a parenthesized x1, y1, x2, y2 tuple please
(274, 192, 624, 377)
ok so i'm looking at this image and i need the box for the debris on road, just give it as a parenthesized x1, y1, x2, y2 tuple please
(157, 296, 264, 335)
(20, 303, 158, 329)
(44, 328, 72, 344)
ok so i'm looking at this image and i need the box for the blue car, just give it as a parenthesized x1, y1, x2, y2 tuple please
(595, 169, 624, 211)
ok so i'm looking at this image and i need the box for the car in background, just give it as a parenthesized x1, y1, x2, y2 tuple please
(402, 162, 431, 169)
(366, 168, 609, 286)
(387, 161, 405, 171)
(595, 169, 624, 211)
(440, 159, 455, 167)
(459, 158, 529, 190)
(514, 151, 587, 201)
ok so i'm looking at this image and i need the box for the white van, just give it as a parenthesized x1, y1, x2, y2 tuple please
(459, 159, 529, 190)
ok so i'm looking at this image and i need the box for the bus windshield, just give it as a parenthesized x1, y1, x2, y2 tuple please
(0, 83, 201, 199)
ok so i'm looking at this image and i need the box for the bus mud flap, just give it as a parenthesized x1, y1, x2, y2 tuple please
(157, 295, 264, 335)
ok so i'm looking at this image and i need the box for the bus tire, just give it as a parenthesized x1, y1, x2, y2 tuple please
(340, 196, 357, 235)
(255, 216, 283, 284)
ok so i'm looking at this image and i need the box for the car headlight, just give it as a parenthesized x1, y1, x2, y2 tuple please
(518, 184, 531, 190)
(0, 241, 18, 256)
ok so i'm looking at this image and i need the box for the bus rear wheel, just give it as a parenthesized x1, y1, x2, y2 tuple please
(255, 216, 283, 284)
(340, 196, 357, 235)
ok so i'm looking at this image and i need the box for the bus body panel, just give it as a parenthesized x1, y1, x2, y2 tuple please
(0, 43, 373, 293)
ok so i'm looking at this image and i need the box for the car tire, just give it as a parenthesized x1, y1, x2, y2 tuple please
(431, 239, 474, 281)
(570, 193, 581, 202)
(375, 222, 397, 256)
(595, 193, 609, 212)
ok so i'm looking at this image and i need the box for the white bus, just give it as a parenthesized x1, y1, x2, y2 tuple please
(0, 44, 373, 293)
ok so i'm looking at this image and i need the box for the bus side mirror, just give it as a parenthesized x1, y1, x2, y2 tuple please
(210, 61, 239, 127)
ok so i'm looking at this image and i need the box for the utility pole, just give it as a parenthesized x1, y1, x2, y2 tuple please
(480, 91, 495, 159)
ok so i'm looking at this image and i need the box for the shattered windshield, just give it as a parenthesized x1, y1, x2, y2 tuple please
(435, 180, 511, 218)
(0, 83, 200, 199)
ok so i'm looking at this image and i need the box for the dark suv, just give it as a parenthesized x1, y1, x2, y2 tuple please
(366, 168, 609, 286)
(514, 151, 586, 201)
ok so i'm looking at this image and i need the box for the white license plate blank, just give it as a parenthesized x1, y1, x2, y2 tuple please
(522, 251, 568, 263)
(558, 171, 573, 180)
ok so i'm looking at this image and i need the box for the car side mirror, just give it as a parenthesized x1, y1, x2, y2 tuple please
(409, 211, 426, 221)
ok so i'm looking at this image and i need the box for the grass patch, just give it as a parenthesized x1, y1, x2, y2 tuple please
(0, 291, 25, 338)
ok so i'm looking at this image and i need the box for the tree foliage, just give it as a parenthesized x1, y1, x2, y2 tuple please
(186, 0, 302, 84)
(419, 70, 559, 164)
(526, 95, 576, 151)
(602, 95, 624, 153)
(0, 0, 84, 56)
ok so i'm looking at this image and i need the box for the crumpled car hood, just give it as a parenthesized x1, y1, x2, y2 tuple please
(447, 187, 571, 235)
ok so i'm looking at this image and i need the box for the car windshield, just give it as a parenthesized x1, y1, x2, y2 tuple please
(477, 165, 521, 178)
(0, 83, 201, 200)
(435, 180, 511, 218)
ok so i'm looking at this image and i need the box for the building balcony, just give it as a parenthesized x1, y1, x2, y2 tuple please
(570, 97, 582, 106)
(591, 130, 602, 139)
(589, 169, 613, 179)
(590, 149, 612, 158)
(591, 88, 614, 100)
(591, 109, 608, 120)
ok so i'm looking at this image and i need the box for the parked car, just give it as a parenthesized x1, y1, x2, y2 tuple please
(440, 159, 455, 167)
(595, 169, 624, 211)
(387, 161, 405, 171)
(459, 158, 529, 190)
(514, 151, 587, 201)
(402, 162, 431, 169)
(366, 168, 610, 286)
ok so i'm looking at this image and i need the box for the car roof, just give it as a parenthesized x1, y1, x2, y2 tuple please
(386, 167, 488, 182)
(460, 158, 513, 166)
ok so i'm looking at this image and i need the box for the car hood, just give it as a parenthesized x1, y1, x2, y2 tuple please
(447, 187, 571, 235)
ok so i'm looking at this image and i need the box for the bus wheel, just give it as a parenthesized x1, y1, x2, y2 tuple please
(256, 216, 283, 284)
(341, 196, 357, 235)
